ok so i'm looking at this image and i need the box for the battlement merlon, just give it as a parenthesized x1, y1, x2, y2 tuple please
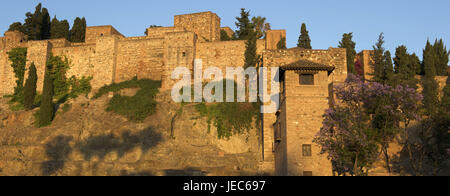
(174, 11, 221, 42)
(0, 31, 28, 50)
(85, 25, 125, 44)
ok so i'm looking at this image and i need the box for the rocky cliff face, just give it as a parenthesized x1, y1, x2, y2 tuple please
(0, 91, 262, 176)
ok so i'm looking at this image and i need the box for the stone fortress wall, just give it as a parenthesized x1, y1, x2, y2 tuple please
(0, 12, 277, 94)
(3, 11, 440, 176)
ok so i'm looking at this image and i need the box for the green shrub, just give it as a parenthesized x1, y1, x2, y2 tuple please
(94, 78, 161, 122)
(93, 76, 160, 99)
(196, 102, 259, 139)
(68, 76, 93, 98)
(191, 79, 260, 139)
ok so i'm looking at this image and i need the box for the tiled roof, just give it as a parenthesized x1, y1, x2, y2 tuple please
(280, 60, 335, 72)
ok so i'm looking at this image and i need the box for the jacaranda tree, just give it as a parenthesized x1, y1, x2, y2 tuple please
(314, 74, 422, 176)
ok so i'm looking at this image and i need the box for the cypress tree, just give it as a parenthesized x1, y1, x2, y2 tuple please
(24, 3, 42, 40)
(244, 31, 258, 69)
(24, 63, 38, 110)
(50, 16, 70, 39)
(235, 8, 254, 40)
(338, 32, 356, 74)
(70, 17, 87, 42)
(371, 33, 386, 83)
(50, 16, 60, 38)
(410, 53, 422, 75)
(394, 45, 418, 89)
(39, 57, 55, 127)
(40, 8, 51, 40)
(384, 50, 394, 86)
(297, 23, 311, 49)
(433, 39, 449, 76)
(422, 40, 440, 117)
(9, 3, 52, 40)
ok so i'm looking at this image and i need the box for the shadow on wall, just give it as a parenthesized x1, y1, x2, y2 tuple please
(41, 135, 73, 176)
(41, 126, 163, 175)
(76, 127, 163, 161)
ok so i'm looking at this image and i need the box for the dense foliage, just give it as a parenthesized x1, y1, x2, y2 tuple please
(314, 74, 422, 176)
(8, 3, 86, 42)
(338, 33, 356, 74)
(70, 17, 87, 43)
(393, 45, 419, 89)
(93, 77, 161, 122)
(297, 23, 311, 49)
(235, 8, 254, 40)
(6, 47, 28, 102)
(371, 33, 394, 84)
(192, 80, 260, 139)
(50, 16, 70, 40)
(252, 16, 271, 39)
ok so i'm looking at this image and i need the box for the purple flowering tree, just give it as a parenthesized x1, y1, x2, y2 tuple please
(314, 74, 422, 176)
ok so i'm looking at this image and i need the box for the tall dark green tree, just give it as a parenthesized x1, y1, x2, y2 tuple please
(410, 53, 422, 75)
(433, 39, 449, 76)
(70, 17, 87, 42)
(7, 3, 51, 40)
(235, 8, 254, 40)
(338, 33, 356, 74)
(39, 57, 56, 127)
(23, 63, 37, 110)
(384, 50, 394, 85)
(23, 3, 43, 40)
(40, 8, 51, 40)
(394, 45, 418, 89)
(244, 31, 258, 69)
(422, 40, 440, 116)
(371, 33, 387, 84)
(50, 16, 70, 40)
(297, 23, 311, 49)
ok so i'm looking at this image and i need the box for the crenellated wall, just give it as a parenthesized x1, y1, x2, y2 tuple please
(174, 11, 220, 42)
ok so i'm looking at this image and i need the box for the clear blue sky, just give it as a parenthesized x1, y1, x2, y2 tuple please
(1, 0, 449, 59)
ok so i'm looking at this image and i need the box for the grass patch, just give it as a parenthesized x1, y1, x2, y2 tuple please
(94, 77, 161, 122)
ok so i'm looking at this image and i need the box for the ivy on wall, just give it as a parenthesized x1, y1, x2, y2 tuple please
(7, 47, 28, 102)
